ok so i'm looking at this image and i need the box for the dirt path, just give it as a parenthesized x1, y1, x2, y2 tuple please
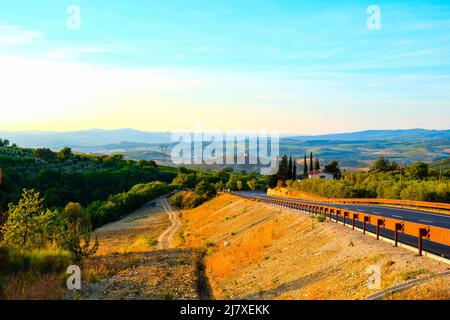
(75, 197, 205, 300)
(157, 198, 182, 250)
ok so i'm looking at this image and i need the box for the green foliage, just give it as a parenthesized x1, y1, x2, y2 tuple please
(0, 145, 176, 210)
(57, 147, 73, 160)
(172, 173, 198, 189)
(33, 148, 56, 161)
(0, 246, 72, 274)
(303, 154, 308, 176)
(194, 180, 217, 198)
(59, 202, 98, 262)
(170, 191, 209, 209)
(315, 215, 326, 222)
(325, 160, 340, 175)
(406, 162, 429, 180)
(247, 178, 256, 191)
(291, 167, 450, 202)
(277, 155, 290, 181)
(314, 158, 320, 171)
(0, 139, 10, 147)
(369, 156, 397, 173)
(1, 189, 59, 250)
(87, 181, 173, 227)
(171, 178, 217, 210)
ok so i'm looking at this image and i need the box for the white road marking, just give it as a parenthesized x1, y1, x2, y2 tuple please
(419, 219, 434, 224)
(392, 215, 404, 219)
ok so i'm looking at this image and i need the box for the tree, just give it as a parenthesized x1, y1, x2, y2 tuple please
(194, 180, 216, 198)
(310, 152, 313, 173)
(267, 174, 278, 189)
(33, 148, 56, 161)
(173, 173, 198, 189)
(406, 162, 429, 180)
(214, 180, 225, 192)
(370, 156, 397, 173)
(247, 178, 256, 191)
(288, 156, 293, 179)
(178, 166, 189, 174)
(277, 155, 289, 181)
(314, 158, 320, 171)
(0, 139, 10, 147)
(325, 160, 341, 178)
(237, 180, 243, 191)
(58, 147, 73, 160)
(292, 161, 297, 180)
(1, 189, 57, 249)
(59, 202, 98, 262)
(303, 154, 308, 176)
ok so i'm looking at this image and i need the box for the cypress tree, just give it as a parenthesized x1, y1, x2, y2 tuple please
(310, 152, 313, 172)
(292, 160, 297, 180)
(303, 154, 308, 176)
(288, 156, 293, 179)
(278, 154, 289, 181)
(314, 158, 320, 170)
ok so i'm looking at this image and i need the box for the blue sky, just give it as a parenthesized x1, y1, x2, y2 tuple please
(1, 0, 450, 133)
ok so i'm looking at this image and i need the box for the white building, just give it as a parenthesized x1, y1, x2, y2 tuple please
(307, 169, 334, 180)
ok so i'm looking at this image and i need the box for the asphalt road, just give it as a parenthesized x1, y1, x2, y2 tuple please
(235, 191, 450, 258)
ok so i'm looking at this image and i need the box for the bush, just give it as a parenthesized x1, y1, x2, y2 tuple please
(170, 191, 209, 209)
(315, 215, 326, 222)
(87, 181, 174, 227)
(290, 171, 450, 203)
(59, 203, 98, 262)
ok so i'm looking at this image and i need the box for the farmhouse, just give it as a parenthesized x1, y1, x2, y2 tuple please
(307, 169, 334, 180)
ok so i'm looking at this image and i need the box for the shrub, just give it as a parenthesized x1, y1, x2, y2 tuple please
(87, 181, 173, 227)
(59, 203, 98, 262)
(315, 215, 326, 222)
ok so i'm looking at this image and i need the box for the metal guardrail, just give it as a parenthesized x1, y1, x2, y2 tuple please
(233, 193, 450, 258)
(267, 189, 450, 213)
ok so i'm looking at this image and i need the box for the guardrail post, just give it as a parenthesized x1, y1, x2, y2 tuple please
(376, 219, 384, 240)
(363, 216, 369, 234)
(343, 212, 348, 226)
(336, 211, 339, 223)
(352, 214, 358, 230)
(394, 223, 403, 247)
(418, 228, 430, 256)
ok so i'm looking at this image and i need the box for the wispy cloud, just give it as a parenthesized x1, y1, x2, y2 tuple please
(0, 24, 43, 46)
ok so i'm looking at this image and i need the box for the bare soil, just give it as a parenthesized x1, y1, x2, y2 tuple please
(178, 194, 450, 300)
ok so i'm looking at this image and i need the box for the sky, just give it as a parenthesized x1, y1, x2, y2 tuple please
(1, 0, 450, 134)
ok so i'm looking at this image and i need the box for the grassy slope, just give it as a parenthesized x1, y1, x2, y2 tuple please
(178, 194, 449, 300)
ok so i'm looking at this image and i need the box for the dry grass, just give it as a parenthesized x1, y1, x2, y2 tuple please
(94, 201, 170, 256)
(178, 193, 450, 300)
(206, 220, 285, 278)
(2, 273, 65, 300)
(386, 275, 450, 300)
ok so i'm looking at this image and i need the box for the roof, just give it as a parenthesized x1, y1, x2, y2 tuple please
(307, 169, 333, 175)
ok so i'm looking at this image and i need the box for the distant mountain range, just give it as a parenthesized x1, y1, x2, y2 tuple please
(0, 129, 172, 148)
(289, 129, 450, 141)
(1, 128, 449, 169)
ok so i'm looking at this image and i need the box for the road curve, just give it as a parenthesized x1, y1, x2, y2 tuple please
(157, 198, 182, 250)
